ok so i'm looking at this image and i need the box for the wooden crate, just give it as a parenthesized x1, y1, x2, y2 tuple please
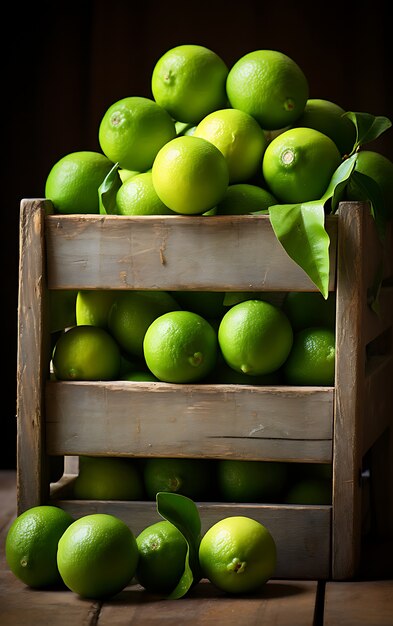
(16, 198, 393, 581)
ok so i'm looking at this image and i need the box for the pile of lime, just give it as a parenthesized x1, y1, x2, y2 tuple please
(51, 288, 336, 387)
(44, 43, 393, 220)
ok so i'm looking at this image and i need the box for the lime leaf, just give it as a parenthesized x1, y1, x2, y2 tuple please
(322, 153, 358, 213)
(269, 201, 331, 298)
(268, 155, 358, 298)
(98, 162, 121, 215)
(346, 170, 387, 239)
(156, 492, 202, 599)
(344, 112, 392, 154)
(167, 547, 195, 600)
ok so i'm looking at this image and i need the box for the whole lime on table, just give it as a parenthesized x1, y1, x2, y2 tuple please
(136, 520, 188, 595)
(57, 513, 139, 599)
(199, 516, 277, 594)
(6, 505, 74, 588)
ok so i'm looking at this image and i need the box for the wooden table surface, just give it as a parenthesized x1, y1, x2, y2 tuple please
(1, 470, 393, 626)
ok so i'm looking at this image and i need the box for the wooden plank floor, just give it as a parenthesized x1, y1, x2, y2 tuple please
(1, 471, 392, 625)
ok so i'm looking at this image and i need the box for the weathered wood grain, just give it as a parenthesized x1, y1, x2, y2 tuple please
(45, 381, 333, 462)
(16, 200, 53, 514)
(44, 213, 338, 291)
(96, 579, 319, 626)
(324, 580, 393, 625)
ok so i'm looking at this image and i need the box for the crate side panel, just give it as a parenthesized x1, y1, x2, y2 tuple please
(51, 498, 331, 580)
(45, 382, 333, 462)
(45, 215, 337, 291)
(17, 200, 52, 512)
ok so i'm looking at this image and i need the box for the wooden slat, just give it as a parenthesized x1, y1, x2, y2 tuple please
(363, 285, 393, 345)
(45, 381, 334, 462)
(324, 580, 393, 625)
(0, 570, 99, 626)
(96, 579, 319, 626)
(51, 497, 331, 580)
(332, 203, 367, 579)
(44, 213, 338, 291)
(16, 199, 52, 514)
(362, 354, 393, 454)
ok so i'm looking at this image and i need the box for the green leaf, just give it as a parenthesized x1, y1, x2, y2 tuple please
(269, 201, 331, 298)
(156, 492, 202, 599)
(344, 112, 392, 154)
(98, 162, 121, 215)
(167, 547, 195, 600)
(322, 153, 358, 213)
(346, 170, 388, 238)
(267, 155, 359, 298)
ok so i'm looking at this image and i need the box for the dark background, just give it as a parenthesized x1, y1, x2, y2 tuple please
(2, 0, 392, 469)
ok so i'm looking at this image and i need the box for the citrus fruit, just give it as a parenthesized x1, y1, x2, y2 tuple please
(282, 291, 336, 331)
(216, 183, 277, 215)
(292, 98, 356, 156)
(108, 290, 180, 358)
(98, 96, 176, 172)
(121, 370, 159, 382)
(57, 513, 139, 599)
(143, 457, 212, 500)
(283, 327, 335, 386)
(76, 290, 118, 328)
(226, 50, 309, 130)
(218, 300, 293, 376)
(49, 290, 78, 332)
(210, 359, 282, 385)
(193, 108, 267, 183)
(217, 460, 288, 502)
(151, 135, 229, 215)
(199, 516, 276, 594)
(116, 171, 175, 215)
(72, 456, 144, 500)
(172, 291, 226, 319)
(285, 478, 332, 505)
(175, 121, 196, 136)
(5, 505, 74, 588)
(143, 310, 218, 383)
(262, 127, 342, 203)
(45, 151, 114, 214)
(136, 520, 188, 594)
(346, 150, 393, 221)
(52, 325, 121, 381)
(119, 168, 139, 182)
(151, 44, 229, 124)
